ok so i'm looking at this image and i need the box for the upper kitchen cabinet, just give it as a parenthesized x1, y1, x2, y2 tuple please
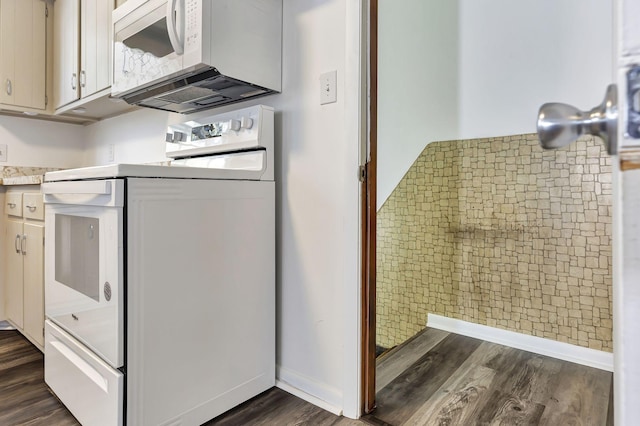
(0, 0, 47, 111)
(52, 0, 79, 108)
(53, 0, 133, 118)
(80, 0, 111, 97)
(54, 0, 111, 107)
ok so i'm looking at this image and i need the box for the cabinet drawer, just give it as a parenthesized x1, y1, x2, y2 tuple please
(5, 193, 23, 217)
(22, 193, 44, 220)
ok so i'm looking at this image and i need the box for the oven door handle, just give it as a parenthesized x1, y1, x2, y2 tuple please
(42, 181, 112, 196)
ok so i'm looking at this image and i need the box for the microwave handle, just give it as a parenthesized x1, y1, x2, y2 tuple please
(166, 0, 184, 55)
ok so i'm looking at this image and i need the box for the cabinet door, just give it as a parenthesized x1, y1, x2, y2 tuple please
(5, 219, 23, 329)
(0, 0, 46, 109)
(80, 0, 113, 98)
(0, 0, 16, 106)
(23, 223, 44, 346)
(53, 0, 80, 108)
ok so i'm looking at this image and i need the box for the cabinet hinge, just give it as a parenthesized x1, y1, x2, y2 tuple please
(45, 95, 48, 107)
(359, 165, 367, 182)
(45, 5, 48, 18)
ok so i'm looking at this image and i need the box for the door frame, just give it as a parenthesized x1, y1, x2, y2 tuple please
(361, 0, 377, 414)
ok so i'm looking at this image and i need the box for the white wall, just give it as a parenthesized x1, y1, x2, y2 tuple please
(377, 0, 459, 210)
(0, 116, 84, 168)
(0, 78, 141, 342)
(82, 0, 362, 417)
(458, 0, 613, 139)
(0, 117, 84, 323)
(378, 0, 613, 209)
(82, 108, 173, 166)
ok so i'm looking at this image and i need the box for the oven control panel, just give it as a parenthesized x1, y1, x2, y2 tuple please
(165, 104, 273, 159)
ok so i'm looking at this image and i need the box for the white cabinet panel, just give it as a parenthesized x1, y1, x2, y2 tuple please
(5, 192, 22, 217)
(23, 223, 44, 346)
(23, 193, 44, 221)
(6, 218, 24, 328)
(4, 189, 45, 350)
(0, 0, 46, 110)
(55, 0, 114, 110)
(81, 0, 112, 97)
(53, 0, 80, 109)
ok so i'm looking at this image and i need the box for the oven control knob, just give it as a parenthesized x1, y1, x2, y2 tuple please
(104, 282, 112, 302)
(223, 119, 241, 133)
(241, 117, 253, 129)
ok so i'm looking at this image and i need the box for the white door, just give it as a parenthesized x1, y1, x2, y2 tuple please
(53, 0, 80, 109)
(80, 0, 113, 98)
(614, 0, 640, 423)
(540, 0, 640, 423)
(0, 0, 46, 110)
(5, 219, 23, 328)
(23, 223, 44, 347)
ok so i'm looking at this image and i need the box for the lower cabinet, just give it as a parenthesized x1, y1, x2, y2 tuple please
(5, 190, 44, 350)
(23, 223, 44, 346)
(6, 219, 24, 329)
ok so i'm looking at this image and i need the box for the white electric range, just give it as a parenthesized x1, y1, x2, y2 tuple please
(42, 105, 276, 426)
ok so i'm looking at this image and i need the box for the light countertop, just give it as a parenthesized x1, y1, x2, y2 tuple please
(1, 175, 45, 185)
(0, 166, 63, 186)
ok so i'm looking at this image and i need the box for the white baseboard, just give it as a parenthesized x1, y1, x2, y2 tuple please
(427, 314, 614, 372)
(276, 365, 343, 416)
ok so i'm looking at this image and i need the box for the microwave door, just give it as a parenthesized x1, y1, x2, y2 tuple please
(112, 1, 185, 96)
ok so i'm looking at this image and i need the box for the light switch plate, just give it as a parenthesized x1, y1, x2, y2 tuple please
(0, 144, 7, 162)
(320, 70, 337, 105)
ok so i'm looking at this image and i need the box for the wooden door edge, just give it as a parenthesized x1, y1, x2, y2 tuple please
(361, 0, 378, 415)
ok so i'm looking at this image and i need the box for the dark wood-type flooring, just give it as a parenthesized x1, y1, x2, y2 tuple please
(0, 328, 613, 425)
(0, 331, 78, 425)
(365, 328, 614, 426)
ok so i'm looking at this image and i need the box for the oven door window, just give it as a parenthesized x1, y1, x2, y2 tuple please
(55, 214, 100, 301)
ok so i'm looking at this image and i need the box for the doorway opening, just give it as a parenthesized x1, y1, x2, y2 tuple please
(362, 0, 615, 423)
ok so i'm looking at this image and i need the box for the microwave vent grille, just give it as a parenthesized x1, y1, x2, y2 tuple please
(157, 86, 218, 104)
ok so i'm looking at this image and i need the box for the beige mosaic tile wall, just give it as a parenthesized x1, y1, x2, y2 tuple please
(377, 134, 613, 352)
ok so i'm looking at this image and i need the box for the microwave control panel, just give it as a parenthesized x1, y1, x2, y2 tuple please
(185, 0, 200, 50)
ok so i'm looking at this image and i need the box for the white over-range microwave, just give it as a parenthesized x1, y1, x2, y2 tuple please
(111, 0, 282, 113)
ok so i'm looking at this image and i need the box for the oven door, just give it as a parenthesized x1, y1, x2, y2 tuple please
(43, 180, 124, 368)
(112, 0, 188, 97)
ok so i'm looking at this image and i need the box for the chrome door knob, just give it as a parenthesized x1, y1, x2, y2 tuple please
(537, 84, 618, 155)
